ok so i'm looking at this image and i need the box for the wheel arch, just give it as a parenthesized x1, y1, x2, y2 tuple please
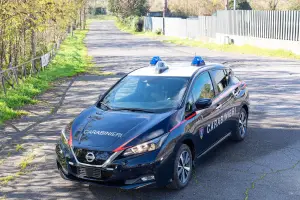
(182, 138, 196, 161)
(242, 104, 249, 116)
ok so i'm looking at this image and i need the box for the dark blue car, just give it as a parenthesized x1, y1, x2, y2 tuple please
(56, 56, 250, 190)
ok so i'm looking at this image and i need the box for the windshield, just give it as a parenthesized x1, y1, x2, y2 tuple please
(98, 76, 190, 112)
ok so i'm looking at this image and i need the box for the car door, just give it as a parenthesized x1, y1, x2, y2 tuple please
(209, 69, 236, 140)
(226, 69, 248, 131)
(184, 71, 221, 154)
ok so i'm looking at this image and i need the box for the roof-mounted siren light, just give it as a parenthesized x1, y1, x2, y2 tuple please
(155, 61, 169, 74)
(191, 56, 205, 67)
(150, 56, 162, 66)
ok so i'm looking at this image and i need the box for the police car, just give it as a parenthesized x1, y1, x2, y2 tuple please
(56, 56, 249, 190)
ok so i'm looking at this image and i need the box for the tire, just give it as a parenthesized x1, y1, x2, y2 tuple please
(231, 107, 248, 141)
(167, 144, 193, 190)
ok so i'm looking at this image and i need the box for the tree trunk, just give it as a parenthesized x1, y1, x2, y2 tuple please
(71, 22, 74, 36)
(73, 20, 77, 30)
(83, 6, 86, 30)
(69, 22, 74, 36)
(0, 27, 4, 71)
(31, 29, 36, 71)
(8, 39, 12, 66)
(23, 26, 26, 60)
(79, 9, 82, 29)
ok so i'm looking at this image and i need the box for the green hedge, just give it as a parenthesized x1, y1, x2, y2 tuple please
(117, 16, 144, 32)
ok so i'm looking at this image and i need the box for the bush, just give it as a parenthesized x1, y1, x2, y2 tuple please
(155, 28, 162, 35)
(118, 16, 144, 32)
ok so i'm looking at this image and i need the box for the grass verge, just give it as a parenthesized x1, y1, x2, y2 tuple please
(113, 17, 300, 60)
(0, 30, 92, 124)
(115, 19, 159, 37)
(163, 37, 300, 60)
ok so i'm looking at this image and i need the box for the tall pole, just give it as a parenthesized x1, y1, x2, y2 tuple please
(234, 0, 236, 10)
(163, 0, 167, 35)
(94, 0, 96, 15)
(224, 0, 229, 10)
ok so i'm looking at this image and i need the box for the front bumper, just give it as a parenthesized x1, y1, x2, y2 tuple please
(57, 161, 156, 189)
(56, 142, 175, 189)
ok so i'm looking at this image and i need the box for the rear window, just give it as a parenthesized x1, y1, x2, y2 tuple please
(210, 70, 229, 92)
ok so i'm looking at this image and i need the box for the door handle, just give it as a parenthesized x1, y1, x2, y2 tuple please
(216, 104, 222, 110)
(232, 90, 239, 97)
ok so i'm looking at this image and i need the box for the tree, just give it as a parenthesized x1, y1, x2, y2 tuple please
(151, 0, 224, 16)
(108, 0, 149, 17)
(0, 0, 88, 71)
(289, 0, 300, 10)
(249, 0, 290, 10)
(229, 0, 252, 10)
(268, 0, 280, 10)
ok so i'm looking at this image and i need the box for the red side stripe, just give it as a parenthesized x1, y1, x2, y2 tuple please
(185, 112, 196, 120)
(169, 112, 196, 132)
(113, 135, 138, 152)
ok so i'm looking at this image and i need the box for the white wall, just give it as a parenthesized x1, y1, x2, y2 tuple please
(216, 33, 300, 55)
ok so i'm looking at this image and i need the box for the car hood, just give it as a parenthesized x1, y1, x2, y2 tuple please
(71, 106, 177, 151)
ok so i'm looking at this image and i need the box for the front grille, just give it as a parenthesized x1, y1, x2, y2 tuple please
(70, 165, 113, 180)
(77, 166, 102, 179)
(73, 148, 113, 165)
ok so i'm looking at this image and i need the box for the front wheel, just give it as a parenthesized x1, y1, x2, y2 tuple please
(167, 144, 193, 190)
(231, 107, 248, 141)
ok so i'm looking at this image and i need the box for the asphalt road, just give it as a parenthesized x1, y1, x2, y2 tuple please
(1, 20, 300, 200)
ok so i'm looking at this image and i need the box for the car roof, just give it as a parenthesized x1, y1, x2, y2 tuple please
(128, 62, 227, 77)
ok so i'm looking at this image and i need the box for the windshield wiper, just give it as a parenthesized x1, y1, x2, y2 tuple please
(99, 102, 112, 110)
(113, 107, 155, 113)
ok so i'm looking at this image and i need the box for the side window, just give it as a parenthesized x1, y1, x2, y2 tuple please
(191, 72, 215, 101)
(225, 68, 232, 76)
(210, 70, 229, 93)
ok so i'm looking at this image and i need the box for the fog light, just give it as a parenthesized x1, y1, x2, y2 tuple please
(68, 162, 74, 166)
(141, 175, 155, 182)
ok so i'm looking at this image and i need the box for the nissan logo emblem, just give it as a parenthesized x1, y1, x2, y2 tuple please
(85, 152, 95, 163)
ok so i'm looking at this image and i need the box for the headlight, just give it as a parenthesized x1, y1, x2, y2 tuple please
(123, 134, 168, 157)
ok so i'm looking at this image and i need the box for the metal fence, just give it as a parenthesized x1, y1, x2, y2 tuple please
(217, 10, 300, 41)
(144, 16, 217, 38)
(0, 41, 62, 95)
(145, 10, 300, 41)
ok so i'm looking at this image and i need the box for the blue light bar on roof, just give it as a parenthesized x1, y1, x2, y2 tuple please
(150, 56, 162, 66)
(191, 56, 205, 66)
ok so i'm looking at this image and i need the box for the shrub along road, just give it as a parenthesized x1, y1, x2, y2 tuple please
(1, 20, 300, 200)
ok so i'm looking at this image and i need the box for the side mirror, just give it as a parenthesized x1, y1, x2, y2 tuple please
(195, 99, 212, 110)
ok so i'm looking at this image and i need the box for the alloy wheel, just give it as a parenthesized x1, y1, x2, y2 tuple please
(238, 111, 248, 137)
(177, 150, 192, 184)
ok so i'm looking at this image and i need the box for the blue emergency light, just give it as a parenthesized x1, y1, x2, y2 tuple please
(191, 56, 205, 66)
(150, 56, 162, 66)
